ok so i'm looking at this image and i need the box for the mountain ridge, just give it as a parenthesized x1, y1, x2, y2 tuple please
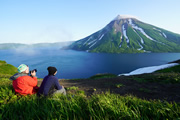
(0, 41, 73, 49)
(68, 15, 180, 53)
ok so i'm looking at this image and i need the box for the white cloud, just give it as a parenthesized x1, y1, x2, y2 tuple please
(114, 15, 139, 21)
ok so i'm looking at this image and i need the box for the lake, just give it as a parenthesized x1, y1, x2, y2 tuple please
(0, 47, 180, 79)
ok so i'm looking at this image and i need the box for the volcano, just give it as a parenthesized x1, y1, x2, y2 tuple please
(68, 15, 180, 53)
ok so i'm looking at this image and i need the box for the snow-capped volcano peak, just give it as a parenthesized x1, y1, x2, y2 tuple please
(68, 15, 180, 53)
(113, 15, 138, 21)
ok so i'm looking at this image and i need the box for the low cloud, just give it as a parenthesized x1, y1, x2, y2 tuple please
(14, 47, 39, 56)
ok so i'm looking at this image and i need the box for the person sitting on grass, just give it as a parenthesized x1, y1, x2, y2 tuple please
(9, 64, 39, 95)
(37, 66, 66, 97)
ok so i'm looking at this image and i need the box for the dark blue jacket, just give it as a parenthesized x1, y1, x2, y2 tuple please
(38, 75, 62, 96)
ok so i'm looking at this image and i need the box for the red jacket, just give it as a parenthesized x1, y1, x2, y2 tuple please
(12, 74, 38, 95)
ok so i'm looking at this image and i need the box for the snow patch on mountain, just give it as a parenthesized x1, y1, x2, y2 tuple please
(153, 28, 167, 38)
(89, 41, 98, 48)
(129, 19, 166, 45)
(128, 19, 133, 25)
(99, 34, 104, 40)
(88, 39, 97, 45)
(122, 25, 130, 43)
(128, 19, 153, 40)
(162, 33, 167, 38)
(133, 29, 144, 44)
(83, 36, 93, 45)
(137, 42, 143, 50)
(159, 33, 163, 36)
(119, 35, 123, 48)
(153, 28, 161, 32)
(119, 63, 179, 76)
(87, 34, 105, 48)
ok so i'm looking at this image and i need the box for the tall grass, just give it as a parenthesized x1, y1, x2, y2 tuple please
(0, 77, 180, 120)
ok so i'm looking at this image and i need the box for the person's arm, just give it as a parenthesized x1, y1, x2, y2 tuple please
(27, 76, 38, 87)
(54, 77, 62, 90)
(27, 70, 38, 87)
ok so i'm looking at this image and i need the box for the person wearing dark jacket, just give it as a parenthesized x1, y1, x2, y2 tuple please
(37, 66, 66, 97)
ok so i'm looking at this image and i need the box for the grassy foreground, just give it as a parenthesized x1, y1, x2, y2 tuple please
(0, 60, 180, 119)
(0, 77, 180, 120)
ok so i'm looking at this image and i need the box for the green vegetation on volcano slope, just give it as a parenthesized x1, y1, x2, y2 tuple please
(135, 21, 180, 52)
(84, 29, 144, 53)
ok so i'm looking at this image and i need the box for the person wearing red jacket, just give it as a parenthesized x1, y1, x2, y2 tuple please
(9, 64, 39, 95)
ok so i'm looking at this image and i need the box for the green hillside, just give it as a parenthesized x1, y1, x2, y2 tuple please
(0, 60, 17, 76)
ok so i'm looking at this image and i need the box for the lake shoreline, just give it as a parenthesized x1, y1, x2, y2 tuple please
(1, 48, 180, 79)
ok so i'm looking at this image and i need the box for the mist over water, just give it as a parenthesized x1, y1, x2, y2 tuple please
(14, 47, 39, 56)
(1, 48, 180, 79)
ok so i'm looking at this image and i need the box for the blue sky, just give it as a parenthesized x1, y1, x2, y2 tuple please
(0, 0, 180, 44)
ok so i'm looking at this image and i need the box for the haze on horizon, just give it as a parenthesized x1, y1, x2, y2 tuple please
(0, 0, 180, 44)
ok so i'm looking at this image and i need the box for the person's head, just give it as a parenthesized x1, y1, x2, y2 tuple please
(47, 66, 57, 76)
(18, 64, 29, 74)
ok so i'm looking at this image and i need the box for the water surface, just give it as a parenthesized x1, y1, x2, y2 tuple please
(0, 48, 180, 79)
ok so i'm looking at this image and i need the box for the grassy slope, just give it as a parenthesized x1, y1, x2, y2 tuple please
(0, 61, 180, 119)
(156, 64, 180, 73)
(0, 60, 17, 77)
(0, 77, 180, 119)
